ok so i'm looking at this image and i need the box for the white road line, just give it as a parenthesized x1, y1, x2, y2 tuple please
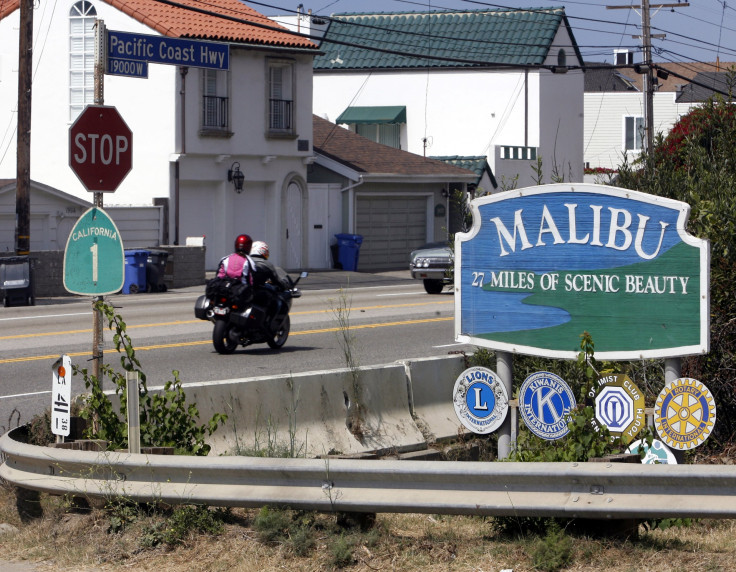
(0, 312, 90, 322)
(0, 390, 51, 399)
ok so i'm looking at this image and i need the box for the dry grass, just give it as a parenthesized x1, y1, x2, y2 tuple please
(1, 481, 736, 572)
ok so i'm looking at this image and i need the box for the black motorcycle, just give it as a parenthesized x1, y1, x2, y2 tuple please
(194, 271, 307, 354)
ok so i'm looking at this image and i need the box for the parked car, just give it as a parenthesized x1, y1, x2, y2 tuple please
(409, 242, 453, 294)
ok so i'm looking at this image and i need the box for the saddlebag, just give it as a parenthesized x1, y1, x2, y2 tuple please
(194, 294, 211, 320)
(230, 304, 267, 328)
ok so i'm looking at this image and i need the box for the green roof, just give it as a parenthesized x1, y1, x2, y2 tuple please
(431, 156, 497, 188)
(336, 106, 407, 124)
(314, 8, 578, 71)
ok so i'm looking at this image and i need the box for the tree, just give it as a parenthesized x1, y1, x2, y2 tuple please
(616, 96, 736, 449)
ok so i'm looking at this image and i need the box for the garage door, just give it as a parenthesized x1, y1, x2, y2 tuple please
(356, 196, 428, 270)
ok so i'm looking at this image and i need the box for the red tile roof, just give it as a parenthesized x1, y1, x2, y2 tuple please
(313, 115, 475, 179)
(0, 0, 316, 50)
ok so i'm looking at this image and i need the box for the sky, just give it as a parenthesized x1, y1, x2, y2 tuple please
(256, 0, 736, 66)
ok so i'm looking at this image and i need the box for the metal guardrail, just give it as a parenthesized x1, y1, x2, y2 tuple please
(2, 427, 735, 519)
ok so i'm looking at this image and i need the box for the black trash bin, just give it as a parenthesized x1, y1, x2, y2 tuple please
(0, 256, 34, 307)
(334, 234, 363, 271)
(146, 249, 169, 292)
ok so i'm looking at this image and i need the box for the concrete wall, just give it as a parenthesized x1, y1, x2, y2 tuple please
(135, 354, 468, 457)
(0, 245, 205, 300)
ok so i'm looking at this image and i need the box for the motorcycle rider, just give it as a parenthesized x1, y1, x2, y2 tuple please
(249, 241, 291, 331)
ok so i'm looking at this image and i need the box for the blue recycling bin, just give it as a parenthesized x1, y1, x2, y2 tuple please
(123, 250, 149, 294)
(334, 233, 363, 271)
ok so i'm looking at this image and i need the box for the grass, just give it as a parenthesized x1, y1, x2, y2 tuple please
(1, 481, 736, 571)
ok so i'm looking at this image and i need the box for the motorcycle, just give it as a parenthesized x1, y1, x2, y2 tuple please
(194, 271, 307, 355)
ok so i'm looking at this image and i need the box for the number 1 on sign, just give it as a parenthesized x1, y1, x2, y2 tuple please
(90, 242, 98, 283)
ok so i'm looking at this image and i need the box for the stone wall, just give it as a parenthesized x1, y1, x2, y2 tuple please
(0, 246, 205, 301)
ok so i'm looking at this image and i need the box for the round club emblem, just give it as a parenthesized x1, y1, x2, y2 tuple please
(452, 366, 509, 434)
(519, 372, 576, 440)
(626, 439, 677, 464)
(654, 378, 716, 450)
(593, 374, 646, 441)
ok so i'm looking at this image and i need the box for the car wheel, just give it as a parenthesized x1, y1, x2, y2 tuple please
(423, 279, 444, 294)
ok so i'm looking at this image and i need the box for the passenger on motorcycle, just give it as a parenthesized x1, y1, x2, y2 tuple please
(249, 241, 291, 331)
(217, 234, 256, 285)
(212, 234, 256, 304)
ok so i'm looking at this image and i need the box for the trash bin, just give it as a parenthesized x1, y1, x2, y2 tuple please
(0, 256, 34, 307)
(334, 233, 363, 272)
(123, 250, 149, 294)
(146, 249, 169, 292)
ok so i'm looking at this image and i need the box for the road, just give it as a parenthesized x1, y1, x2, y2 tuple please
(0, 273, 470, 433)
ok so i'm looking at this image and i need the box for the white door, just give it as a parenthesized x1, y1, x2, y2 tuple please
(285, 181, 303, 269)
(307, 184, 330, 269)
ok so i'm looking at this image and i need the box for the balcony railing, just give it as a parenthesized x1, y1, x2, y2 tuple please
(269, 98, 293, 131)
(202, 95, 229, 129)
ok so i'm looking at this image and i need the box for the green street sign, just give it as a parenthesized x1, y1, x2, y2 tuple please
(63, 207, 125, 295)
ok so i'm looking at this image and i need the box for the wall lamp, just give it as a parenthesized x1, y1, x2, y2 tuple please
(228, 162, 245, 193)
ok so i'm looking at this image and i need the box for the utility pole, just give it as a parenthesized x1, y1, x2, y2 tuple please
(607, 2, 689, 156)
(15, 0, 33, 255)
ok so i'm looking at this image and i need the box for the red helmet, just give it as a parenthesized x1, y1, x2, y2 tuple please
(234, 234, 252, 254)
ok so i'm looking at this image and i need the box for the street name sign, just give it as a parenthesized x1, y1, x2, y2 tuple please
(107, 30, 229, 70)
(455, 184, 710, 360)
(107, 57, 149, 78)
(69, 105, 132, 192)
(63, 207, 125, 296)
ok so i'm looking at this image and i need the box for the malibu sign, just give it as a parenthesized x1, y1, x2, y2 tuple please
(455, 184, 710, 360)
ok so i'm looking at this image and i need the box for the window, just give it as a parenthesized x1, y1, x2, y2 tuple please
(356, 123, 401, 148)
(201, 69, 230, 131)
(624, 116, 644, 151)
(69, 1, 96, 121)
(268, 60, 294, 133)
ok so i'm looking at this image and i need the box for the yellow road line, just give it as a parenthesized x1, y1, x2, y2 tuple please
(0, 300, 453, 340)
(0, 316, 454, 364)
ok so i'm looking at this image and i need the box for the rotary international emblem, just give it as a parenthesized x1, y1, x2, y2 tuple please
(654, 378, 716, 450)
(452, 367, 509, 434)
(519, 372, 576, 440)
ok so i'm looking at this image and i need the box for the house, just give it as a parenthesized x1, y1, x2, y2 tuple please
(310, 115, 476, 270)
(311, 8, 585, 189)
(584, 55, 736, 174)
(0, 0, 319, 270)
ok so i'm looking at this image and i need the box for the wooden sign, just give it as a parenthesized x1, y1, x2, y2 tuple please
(455, 184, 709, 360)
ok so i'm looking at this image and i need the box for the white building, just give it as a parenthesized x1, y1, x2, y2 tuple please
(0, 0, 319, 270)
(311, 8, 585, 189)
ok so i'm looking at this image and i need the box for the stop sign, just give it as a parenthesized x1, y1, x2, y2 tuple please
(69, 105, 132, 192)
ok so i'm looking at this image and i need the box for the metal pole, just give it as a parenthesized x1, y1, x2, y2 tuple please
(496, 351, 513, 459)
(92, 20, 105, 383)
(126, 371, 141, 454)
(664, 357, 685, 463)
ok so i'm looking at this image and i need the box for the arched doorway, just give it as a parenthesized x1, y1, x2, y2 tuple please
(284, 180, 303, 269)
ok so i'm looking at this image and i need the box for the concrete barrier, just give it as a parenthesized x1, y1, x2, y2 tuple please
(400, 354, 468, 442)
(111, 355, 468, 457)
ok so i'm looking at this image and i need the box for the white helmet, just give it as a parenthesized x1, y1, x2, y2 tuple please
(250, 241, 270, 259)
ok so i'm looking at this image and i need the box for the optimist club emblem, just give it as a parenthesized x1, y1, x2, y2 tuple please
(519, 372, 576, 440)
(654, 378, 716, 450)
(453, 366, 509, 434)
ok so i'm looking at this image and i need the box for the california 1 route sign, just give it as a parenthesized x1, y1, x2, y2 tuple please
(455, 184, 710, 360)
(63, 207, 125, 296)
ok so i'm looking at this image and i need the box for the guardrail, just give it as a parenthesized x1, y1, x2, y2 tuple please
(2, 427, 736, 519)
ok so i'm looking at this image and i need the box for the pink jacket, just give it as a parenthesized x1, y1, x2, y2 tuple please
(217, 253, 254, 285)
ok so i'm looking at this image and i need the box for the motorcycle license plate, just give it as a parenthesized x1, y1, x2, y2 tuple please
(213, 307, 228, 316)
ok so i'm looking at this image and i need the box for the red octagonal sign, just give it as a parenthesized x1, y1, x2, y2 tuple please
(69, 105, 132, 192)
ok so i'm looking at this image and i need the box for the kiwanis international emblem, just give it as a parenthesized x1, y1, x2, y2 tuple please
(519, 372, 576, 440)
(452, 367, 509, 434)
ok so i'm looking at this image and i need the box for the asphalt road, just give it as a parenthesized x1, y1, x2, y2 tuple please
(0, 270, 469, 433)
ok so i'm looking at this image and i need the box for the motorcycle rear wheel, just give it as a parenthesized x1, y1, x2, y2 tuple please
(266, 314, 290, 349)
(213, 320, 238, 354)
